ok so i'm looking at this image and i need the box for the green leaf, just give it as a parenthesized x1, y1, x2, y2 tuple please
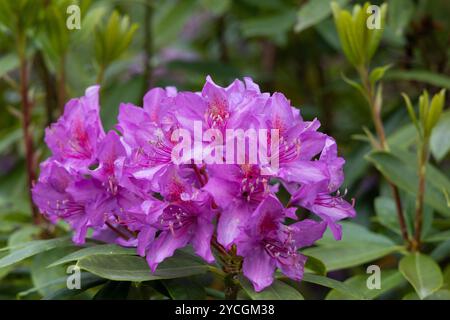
(0, 127, 23, 154)
(387, 122, 417, 149)
(399, 253, 443, 299)
(304, 255, 327, 275)
(403, 289, 450, 300)
(93, 281, 131, 300)
(431, 239, 450, 262)
(31, 247, 79, 296)
(48, 244, 136, 268)
(153, 0, 198, 49)
(77, 251, 208, 282)
(240, 277, 304, 300)
(200, 0, 230, 16)
(7, 225, 41, 248)
(163, 278, 206, 300)
(341, 72, 366, 98)
(369, 64, 392, 86)
(425, 230, 450, 243)
(385, 70, 450, 90)
(430, 111, 450, 162)
(303, 222, 401, 271)
(326, 270, 406, 300)
(0, 237, 71, 269)
(388, 0, 414, 37)
(241, 11, 296, 38)
(443, 265, 450, 290)
(302, 273, 366, 299)
(0, 53, 19, 78)
(366, 3, 387, 61)
(295, 0, 349, 33)
(425, 89, 445, 137)
(374, 196, 401, 234)
(401, 92, 420, 133)
(43, 273, 106, 300)
(366, 150, 450, 217)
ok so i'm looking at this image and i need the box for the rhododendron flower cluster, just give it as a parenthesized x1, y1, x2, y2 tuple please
(32, 77, 355, 291)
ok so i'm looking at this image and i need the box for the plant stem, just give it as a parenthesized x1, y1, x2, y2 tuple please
(96, 64, 105, 85)
(217, 15, 229, 63)
(358, 66, 410, 247)
(191, 167, 241, 299)
(35, 51, 57, 126)
(142, 0, 153, 93)
(17, 34, 40, 224)
(57, 54, 67, 114)
(411, 140, 428, 251)
(224, 273, 239, 300)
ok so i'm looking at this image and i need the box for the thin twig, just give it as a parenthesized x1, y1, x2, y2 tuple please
(57, 54, 67, 114)
(34, 51, 57, 125)
(142, 0, 153, 93)
(18, 34, 40, 225)
(358, 67, 410, 247)
(411, 141, 428, 251)
(105, 221, 131, 241)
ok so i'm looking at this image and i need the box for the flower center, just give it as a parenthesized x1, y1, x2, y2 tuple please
(159, 204, 194, 235)
(240, 165, 269, 202)
(206, 98, 229, 128)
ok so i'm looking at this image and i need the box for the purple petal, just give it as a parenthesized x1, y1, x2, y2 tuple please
(290, 219, 327, 248)
(146, 230, 191, 272)
(191, 218, 215, 263)
(242, 246, 276, 292)
(217, 201, 252, 248)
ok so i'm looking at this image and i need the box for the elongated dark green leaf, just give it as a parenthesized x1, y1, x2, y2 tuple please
(31, 247, 79, 296)
(366, 150, 450, 216)
(302, 273, 366, 299)
(77, 251, 208, 282)
(385, 70, 450, 90)
(48, 244, 136, 267)
(240, 277, 304, 300)
(295, 0, 349, 33)
(425, 230, 450, 243)
(326, 270, 406, 300)
(304, 255, 327, 276)
(153, 0, 198, 48)
(7, 225, 41, 248)
(387, 123, 417, 149)
(431, 239, 450, 262)
(403, 289, 450, 300)
(0, 128, 22, 154)
(317, 222, 396, 246)
(304, 246, 400, 272)
(304, 222, 401, 271)
(0, 237, 71, 269)
(93, 281, 131, 300)
(0, 53, 19, 78)
(430, 112, 450, 162)
(42, 273, 105, 300)
(241, 11, 296, 38)
(399, 253, 443, 299)
(374, 196, 401, 234)
(388, 0, 414, 36)
(163, 278, 206, 300)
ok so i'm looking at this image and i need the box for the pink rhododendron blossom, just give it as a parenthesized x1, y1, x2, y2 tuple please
(32, 77, 355, 292)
